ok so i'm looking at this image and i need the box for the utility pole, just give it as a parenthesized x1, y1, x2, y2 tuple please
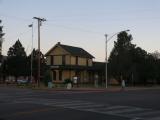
(33, 17, 46, 87)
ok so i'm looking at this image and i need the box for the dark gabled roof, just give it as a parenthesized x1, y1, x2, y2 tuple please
(59, 44, 94, 58)
(45, 42, 94, 58)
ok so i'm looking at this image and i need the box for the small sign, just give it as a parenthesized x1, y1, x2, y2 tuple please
(73, 76, 78, 84)
(51, 66, 59, 69)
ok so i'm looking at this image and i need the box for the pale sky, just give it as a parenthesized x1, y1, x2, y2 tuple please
(0, 0, 160, 61)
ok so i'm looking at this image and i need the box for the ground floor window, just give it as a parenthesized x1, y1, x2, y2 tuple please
(52, 71, 56, 81)
(59, 71, 62, 81)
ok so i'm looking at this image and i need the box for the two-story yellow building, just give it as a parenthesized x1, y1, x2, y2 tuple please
(45, 42, 105, 84)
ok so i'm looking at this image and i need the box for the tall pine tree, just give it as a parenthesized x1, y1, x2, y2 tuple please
(6, 40, 28, 81)
(0, 20, 5, 56)
(0, 20, 5, 82)
(108, 31, 135, 83)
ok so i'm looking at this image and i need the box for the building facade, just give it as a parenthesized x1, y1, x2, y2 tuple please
(45, 42, 105, 84)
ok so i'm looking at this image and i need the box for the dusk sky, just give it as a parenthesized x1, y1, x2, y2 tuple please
(0, 0, 160, 61)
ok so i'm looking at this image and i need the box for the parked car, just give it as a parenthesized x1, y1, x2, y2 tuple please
(5, 79, 15, 84)
(17, 79, 28, 84)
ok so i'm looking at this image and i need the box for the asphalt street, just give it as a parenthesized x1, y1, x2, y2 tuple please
(0, 86, 160, 120)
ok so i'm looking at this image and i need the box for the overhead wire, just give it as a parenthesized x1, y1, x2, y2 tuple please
(46, 20, 102, 36)
(1, 12, 160, 52)
(0, 13, 31, 22)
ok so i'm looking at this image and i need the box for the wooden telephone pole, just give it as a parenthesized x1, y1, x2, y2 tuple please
(33, 17, 46, 87)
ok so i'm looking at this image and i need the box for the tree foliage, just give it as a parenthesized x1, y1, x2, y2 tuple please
(0, 20, 5, 82)
(108, 32, 135, 83)
(108, 31, 160, 85)
(6, 40, 28, 80)
(27, 49, 46, 83)
(7, 39, 26, 57)
(0, 20, 5, 51)
(3, 39, 47, 84)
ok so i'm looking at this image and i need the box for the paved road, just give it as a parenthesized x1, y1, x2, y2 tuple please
(0, 86, 160, 120)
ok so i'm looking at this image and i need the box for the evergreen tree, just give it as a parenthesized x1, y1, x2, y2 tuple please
(131, 47, 148, 85)
(150, 51, 160, 84)
(0, 20, 5, 82)
(6, 40, 28, 81)
(7, 39, 26, 57)
(108, 31, 160, 86)
(108, 31, 135, 83)
(0, 20, 5, 56)
(27, 49, 46, 83)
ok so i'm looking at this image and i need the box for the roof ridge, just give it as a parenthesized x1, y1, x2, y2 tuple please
(46, 42, 94, 58)
(59, 44, 83, 49)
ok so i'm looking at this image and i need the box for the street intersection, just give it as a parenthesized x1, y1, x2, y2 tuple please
(0, 86, 160, 120)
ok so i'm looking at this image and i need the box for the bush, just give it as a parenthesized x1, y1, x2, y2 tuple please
(63, 78, 72, 84)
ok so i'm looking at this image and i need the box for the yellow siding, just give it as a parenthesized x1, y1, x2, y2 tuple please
(51, 70, 75, 82)
(47, 44, 96, 84)
(61, 70, 75, 81)
(71, 56, 76, 65)
(46, 56, 51, 65)
(52, 70, 91, 83)
(46, 45, 93, 66)
(49, 46, 69, 55)
(62, 71, 70, 80)
(71, 71, 76, 79)
(65, 55, 70, 65)
(54, 56, 62, 65)
(78, 57, 87, 66)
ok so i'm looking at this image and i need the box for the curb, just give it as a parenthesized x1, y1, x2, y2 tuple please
(31, 87, 160, 92)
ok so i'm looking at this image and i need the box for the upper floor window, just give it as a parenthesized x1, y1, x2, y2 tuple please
(51, 56, 53, 65)
(76, 56, 78, 65)
(62, 55, 65, 65)
(86, 59, 89, 66)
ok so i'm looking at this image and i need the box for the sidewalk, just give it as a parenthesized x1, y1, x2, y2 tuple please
(32, 86, 160, 92)
(1, 84, 160, 92)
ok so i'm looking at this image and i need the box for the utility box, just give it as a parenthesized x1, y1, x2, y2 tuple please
(48, 82, 53, 88)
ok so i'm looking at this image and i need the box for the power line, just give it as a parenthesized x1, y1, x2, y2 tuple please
(46, 21, 102, 35)
(0, 13, 31, 21)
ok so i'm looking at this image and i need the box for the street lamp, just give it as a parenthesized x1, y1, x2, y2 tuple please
(104, 29, 130, 88)
(28, 23, 33, 83)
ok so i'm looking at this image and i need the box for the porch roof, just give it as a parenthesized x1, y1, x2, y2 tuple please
(49, 63, 105, 71)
